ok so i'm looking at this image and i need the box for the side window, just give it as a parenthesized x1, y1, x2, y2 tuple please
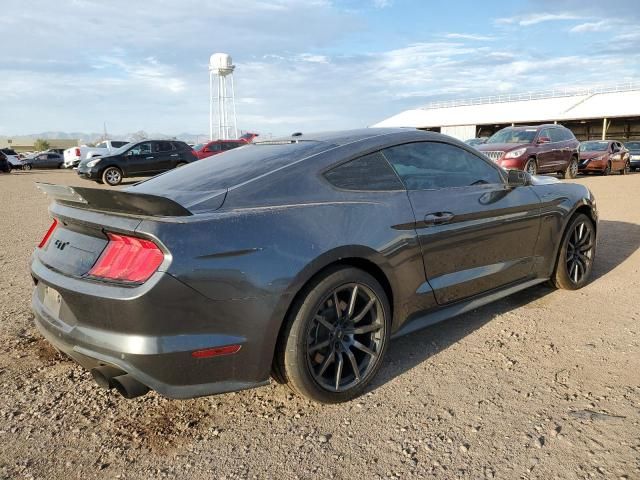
(129, 142, 152, 156)
(538, 129, 551, 141)
(155, 141, 173, 152)
(563, 129, 576, 141)
(112, 141, 128, 148)
(324, 151, 404, 191)
(208, 143, 222, 152)
(549, 128, 564, 143)
(383, 142, 503, 190)
(222, 142, 239, 151)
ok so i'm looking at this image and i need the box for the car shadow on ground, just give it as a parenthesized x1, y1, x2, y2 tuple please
(370, 219, 640, 391)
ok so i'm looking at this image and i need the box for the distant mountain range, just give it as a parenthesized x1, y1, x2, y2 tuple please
(0, 131, 211, 145)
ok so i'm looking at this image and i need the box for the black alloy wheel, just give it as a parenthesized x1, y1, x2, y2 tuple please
(277, 267, 390, 403)
(306, 283, 385, 392)
(551, 213, 595, 290)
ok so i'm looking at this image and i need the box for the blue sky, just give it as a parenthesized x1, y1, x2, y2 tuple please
(1, 0, 638, 137)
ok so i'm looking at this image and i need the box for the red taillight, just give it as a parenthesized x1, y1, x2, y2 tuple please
(75, 147, 81, 157)
(38, 219, 58, 248)
(88, 233, 164, 283)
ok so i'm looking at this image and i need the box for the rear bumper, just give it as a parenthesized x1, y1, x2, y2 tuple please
(30, 257, 273, 399)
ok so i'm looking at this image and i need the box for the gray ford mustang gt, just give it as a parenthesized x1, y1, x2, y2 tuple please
(31, 128, 597, 403)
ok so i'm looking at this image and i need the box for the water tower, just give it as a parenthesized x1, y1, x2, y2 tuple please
(209, 53, 238, 140)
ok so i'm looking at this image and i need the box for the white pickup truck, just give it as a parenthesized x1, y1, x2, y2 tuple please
(63, 140, 129, 168)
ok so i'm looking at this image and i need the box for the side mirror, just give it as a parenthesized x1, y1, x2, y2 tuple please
(507, 169, 529, 187)
(537, 136, 551, 144)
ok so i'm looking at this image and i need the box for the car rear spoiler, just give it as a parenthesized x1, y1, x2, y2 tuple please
(35, 183, 193, 217)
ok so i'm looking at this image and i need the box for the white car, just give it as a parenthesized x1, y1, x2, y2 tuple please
(63, 140, 129, 168)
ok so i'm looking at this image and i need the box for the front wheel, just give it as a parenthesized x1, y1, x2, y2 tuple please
(102, 166, 123, 186)
(22, 163, 32, 171)
(276, 267, 391, 403)
(602, 162, 611, 176)
(550, 213, 596, 290)
(524, 158, 538, 176)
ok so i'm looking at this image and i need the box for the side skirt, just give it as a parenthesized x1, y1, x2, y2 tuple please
(391, 277, 548, 339)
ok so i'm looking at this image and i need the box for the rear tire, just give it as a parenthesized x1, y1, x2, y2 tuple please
(102, 166, 123, 186)
(621, 160, 630, 175)
(276, 266, 391, 403)
(23, 163, 32, 171)
(560, 156, 578, 179)
(549, 213, 595, 290)
(524, 158, 538, 175)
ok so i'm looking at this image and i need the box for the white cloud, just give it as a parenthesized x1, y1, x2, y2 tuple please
(496, 12, 584, 26)
(570, 20, 612, 33)
(444, 33, 496, 41)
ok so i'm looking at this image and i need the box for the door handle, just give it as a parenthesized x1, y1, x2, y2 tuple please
(146, 156, 154, 159)
(170, 154, 179, 157)
(424, 212, 455, 226)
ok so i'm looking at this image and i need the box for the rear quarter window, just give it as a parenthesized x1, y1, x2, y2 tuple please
(324, 152, 404, 191)
(130, 141, 335, 201)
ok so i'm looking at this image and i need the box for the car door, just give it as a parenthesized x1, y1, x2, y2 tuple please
(152, 141, 176, 171)
(382, 141, 542, 305)
(549, 128, 568, 170)
(123, 142, 154, 175)
(535, 128, 556, 172)
(610, 142, 624, 169)
(47, 153, 60, 168)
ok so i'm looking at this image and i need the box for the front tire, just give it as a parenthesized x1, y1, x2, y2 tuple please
(22, 163, 32, 171)
(524, 158, 538, 176)
(276, 267, 391, 403)
(550, 213, 595, 290)
(102, 166, 123, 186)
(602, 162, 611, 176)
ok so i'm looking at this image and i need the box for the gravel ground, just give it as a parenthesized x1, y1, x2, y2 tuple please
(0, 169, 639, 480)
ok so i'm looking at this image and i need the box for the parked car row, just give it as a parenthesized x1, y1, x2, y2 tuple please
(466, 125, 634, 177)
(1, 134, 261, 179)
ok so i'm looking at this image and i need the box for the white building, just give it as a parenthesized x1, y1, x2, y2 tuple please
(373, 83, 640, 142)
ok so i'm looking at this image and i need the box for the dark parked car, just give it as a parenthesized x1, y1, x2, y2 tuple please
(31, 129, 597, 403)
(578, 140, 630, 175)
(193, 139, 246, 160)
(465, 137, 488, 146)
(77, 140, 196, 186)
(0, 151, 11, 173)
(22, 152, 64, 170)
(626, 141, 640, 171)
(476, 125, 580, 178)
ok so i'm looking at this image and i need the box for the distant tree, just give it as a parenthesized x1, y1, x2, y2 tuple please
(33, 139, 51, 152)
(130, 131, 148, 141)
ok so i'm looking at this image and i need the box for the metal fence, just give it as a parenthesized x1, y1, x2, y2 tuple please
(421, 81, 640, 110)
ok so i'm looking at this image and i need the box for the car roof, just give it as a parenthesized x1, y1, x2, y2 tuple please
(261, 128, 425, 146)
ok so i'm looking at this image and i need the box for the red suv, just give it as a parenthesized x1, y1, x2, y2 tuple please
(476, 125, 580, 178)
(194, 140, 246, 160)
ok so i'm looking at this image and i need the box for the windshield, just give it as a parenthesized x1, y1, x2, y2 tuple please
(110, 142, 135, 156)
(487, 129, 537, 144)
(193, 143, 205, 151)
(579, 141, 608, 152)
(626, 141, 640, 150)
